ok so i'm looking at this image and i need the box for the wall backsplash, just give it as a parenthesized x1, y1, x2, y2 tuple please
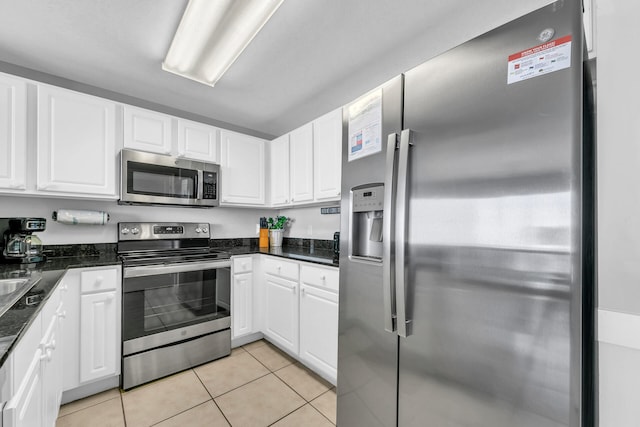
(0, 196, 271, 244)
(0, 196, 341, 244)
(279, 206, 341, 240)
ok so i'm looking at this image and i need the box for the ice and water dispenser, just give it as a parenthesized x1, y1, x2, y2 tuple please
(350, 184, 384, 261)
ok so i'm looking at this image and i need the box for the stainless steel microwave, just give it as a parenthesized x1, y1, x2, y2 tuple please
(119, 149, 219, 207)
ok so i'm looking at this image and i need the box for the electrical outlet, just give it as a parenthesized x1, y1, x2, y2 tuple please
(256, 223, 260, 235)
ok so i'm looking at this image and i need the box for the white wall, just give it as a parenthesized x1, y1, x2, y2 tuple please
(596, 0, 640, 426)
(0, 195, 270, 244)
(278, 205, 340, 240)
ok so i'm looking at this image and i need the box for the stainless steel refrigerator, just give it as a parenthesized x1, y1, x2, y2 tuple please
(337, 1, 594, 426)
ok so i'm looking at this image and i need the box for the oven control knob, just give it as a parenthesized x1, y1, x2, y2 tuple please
(121, 227, 130, 235)
(195, 227, 202, 233)
(131, 227, 140, 235)
(202, 228, 209, 234)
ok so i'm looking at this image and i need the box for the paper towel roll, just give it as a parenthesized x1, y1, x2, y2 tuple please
(52, 210, 110, 225)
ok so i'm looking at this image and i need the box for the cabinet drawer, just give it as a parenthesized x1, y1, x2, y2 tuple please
(264, 257, 299, 281)
(233, 256, 253, 274)
(300, 264, 339, 292)
(80, 268, 118, 293)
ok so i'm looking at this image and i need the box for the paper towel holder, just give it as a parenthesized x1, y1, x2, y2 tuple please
(52, 210, 110, 225)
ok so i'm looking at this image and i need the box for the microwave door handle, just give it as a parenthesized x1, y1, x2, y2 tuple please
(196, 170, 203, 200)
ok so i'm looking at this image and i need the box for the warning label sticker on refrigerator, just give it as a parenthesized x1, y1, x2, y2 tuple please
(507, 35, 572, 84)
(348, 88, 382, 162)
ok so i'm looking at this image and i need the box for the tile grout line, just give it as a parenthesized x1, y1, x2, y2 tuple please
(56, 395, 123, 422)
(309, 389, 337, 426)
(244, 340, 336, 425)
(191, 367, 234, 427)
(119, 391, 128, 427)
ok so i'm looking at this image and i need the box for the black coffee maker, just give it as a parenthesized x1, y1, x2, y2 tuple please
(0, 218, 47, 264)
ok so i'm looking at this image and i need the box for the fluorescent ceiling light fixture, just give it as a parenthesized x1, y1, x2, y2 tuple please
(163, 0, 284, 87)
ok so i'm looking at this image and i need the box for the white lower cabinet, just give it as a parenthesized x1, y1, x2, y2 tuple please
(3, 346, 43, 427)
(257, 256, 339, 384)
(264, 272, 299, 355)
(232, 273, 253, 338)
(232, 256, 254, 339)
(63, 266, 121, 391)
(299, 283, 338, 381)
(80, 290, 118, 383)
(3, 283, 65, 427)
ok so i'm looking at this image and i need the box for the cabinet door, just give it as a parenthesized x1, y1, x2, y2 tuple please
(264, 275, 299, 354)
(41, 304, 64, 427)
(61, 271, 81, 391)
(123, 105, 172, 154)
(233, 272, 253, 339)
(299, 284, 338, 383)
(0, 73, 27, 190)
(177, 118, 219, 163)
(313, 108, 342, 201)
(37, 84, 117, 196)
(219, 130, 266, 205)
(270, 134, 291, 206)
(80, 291, 118, 383)
(2, 349, 43, 427)
(290, 123, 314, 204)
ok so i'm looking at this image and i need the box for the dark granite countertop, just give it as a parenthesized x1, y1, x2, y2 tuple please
(221, 245, 338, 268)
(0, 251, 120, 368)
(0, 239, 337, 370)
(212, 238, 339, 268)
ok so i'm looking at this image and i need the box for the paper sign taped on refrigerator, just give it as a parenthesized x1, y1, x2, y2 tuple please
(348, 89, 382, 162)
(507, 34, 572, 84)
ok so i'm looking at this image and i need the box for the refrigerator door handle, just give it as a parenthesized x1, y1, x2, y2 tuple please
(383, 132, 398, 333)
(396, 128, 413, 337)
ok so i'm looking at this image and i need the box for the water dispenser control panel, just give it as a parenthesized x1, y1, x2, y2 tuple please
(353, 185, 384, 212)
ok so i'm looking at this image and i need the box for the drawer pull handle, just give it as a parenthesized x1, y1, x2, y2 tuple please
(95, 276, 104, 286)
(58, 310, 67, 319)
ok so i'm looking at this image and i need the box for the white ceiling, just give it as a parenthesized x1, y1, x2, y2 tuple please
(0, 0, 552, 138)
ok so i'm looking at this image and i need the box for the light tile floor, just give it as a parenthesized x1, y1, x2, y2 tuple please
(56, 340, 336, 427)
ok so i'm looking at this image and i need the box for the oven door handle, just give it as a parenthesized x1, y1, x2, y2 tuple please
(123, 259, 232, 278)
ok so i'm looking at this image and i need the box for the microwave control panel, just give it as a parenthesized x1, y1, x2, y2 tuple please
(203, 172, 217, 200)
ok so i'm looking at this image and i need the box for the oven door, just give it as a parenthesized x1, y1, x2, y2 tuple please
(122, 260, 231, 356)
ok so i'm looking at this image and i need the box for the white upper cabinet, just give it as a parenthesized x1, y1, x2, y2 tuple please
(177, 118, 219, 163)
(270, 134, 291, 206)
(313, 108, 342, 202)
(123, 105, 172, 155)
(37, 84, 118, 197)
(220, 129, 266, 206)
(0, 73, 27, 191)
(268, 107, 343, 207)
(290, 123, 314, 204)
(124, 105, 220, 163)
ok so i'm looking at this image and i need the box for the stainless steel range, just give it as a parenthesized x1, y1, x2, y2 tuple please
(118, 222, 231, 390)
